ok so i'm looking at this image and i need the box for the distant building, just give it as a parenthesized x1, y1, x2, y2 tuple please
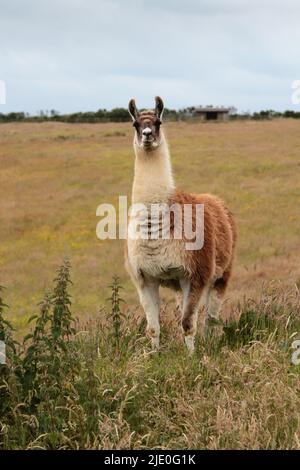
(193, 106, 230, 122)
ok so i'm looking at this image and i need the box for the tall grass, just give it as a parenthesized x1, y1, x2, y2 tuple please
(1, 264, 300, 449)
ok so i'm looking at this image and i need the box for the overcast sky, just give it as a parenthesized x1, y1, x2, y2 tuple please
(0, 0, 299, 113)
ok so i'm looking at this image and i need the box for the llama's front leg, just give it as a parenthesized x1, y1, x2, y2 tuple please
(181, 282, 207, 354)
(137, 280, 160, 350)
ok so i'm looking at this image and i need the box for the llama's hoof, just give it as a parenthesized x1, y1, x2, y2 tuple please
(184, 335, 195, 355)
(150, 337, 160, 351)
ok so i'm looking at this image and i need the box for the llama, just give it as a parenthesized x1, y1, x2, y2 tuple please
(125, 96, 237, 353)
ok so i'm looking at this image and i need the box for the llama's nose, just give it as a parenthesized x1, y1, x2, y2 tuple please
(142, 127, 152, 137)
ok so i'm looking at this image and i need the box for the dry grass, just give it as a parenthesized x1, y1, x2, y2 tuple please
(1, 273, 300, 449)
(1, 118, 300, 451)
(1, 119, 300, 330)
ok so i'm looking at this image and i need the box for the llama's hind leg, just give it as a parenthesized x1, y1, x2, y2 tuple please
(205, 269, 230, 334)
(181, 281, 208, 354)
(205, 288, 223, 330)
(136, 280, 160, 350)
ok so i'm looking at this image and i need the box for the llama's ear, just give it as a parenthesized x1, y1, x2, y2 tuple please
(155, 96, 164, 120)
(128, 99, 139, 121)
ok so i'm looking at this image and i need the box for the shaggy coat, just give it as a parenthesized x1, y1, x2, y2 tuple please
(125, 97, 237, 352)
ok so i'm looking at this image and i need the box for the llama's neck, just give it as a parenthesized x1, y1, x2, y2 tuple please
(132, 132, 175, 205)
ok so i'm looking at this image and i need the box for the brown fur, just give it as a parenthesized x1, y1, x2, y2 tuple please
(169, 190, 237, 334)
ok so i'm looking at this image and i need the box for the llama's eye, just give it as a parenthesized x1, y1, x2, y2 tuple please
(133, 121, 139, 129)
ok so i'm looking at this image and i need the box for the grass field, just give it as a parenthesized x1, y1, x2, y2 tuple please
(1, 266, 300, 449)
(1, 119, 300, 449)
(1, 119, 300, 329)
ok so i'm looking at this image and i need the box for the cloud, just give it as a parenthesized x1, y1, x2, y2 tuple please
(0, 0, 299, 112)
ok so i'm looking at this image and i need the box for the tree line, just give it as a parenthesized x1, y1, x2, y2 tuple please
(1, 107, 300, 123)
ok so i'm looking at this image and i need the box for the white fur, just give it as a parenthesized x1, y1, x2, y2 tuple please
(142, 127, 152, 135)
(132, 133, 174, 204)
(126, 129, 206, 352)
(128, 132, 186, 283)
(137, 280, 160, 349)
(127, 131, 186, 282)
(184, 335, 195, 354)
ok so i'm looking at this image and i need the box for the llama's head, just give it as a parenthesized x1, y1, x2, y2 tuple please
(128, 96, 164, 151)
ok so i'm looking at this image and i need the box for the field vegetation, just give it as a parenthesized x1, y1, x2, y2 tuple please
(1, 261, 300, 449)
(0, 119, 300, 448)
